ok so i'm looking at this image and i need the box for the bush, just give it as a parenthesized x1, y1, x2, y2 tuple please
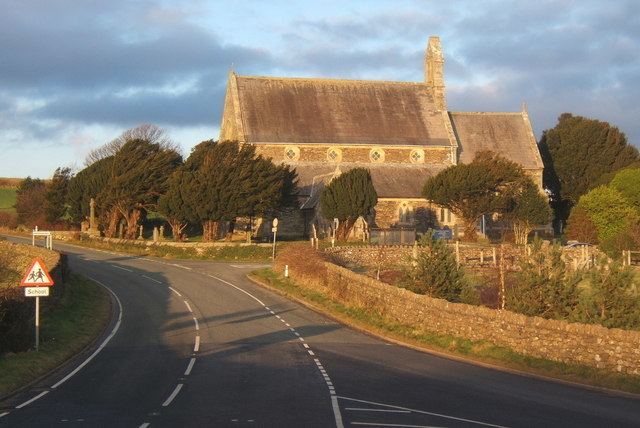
(565, 206, 598, 244)
(0, 212, 17, 228)
(403, 232, 468, 302)
(577, 186, 638, 244)
(507, 239, 581, 319)
(274, 243, 328, 288)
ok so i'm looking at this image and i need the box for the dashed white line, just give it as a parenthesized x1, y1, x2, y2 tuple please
(16, 391, 49, 409)
(184, 357, 196, 376)
(294, 332, 300, 337)
(141, 274, 162, 284)
(299, 337, 305, 342)
(303, 343, 310, 349)
(113, 265, 133, 272)
(193, 317, 199, 330)
(285, 322, 290, 327)
(194, 335, 200, 352)
(139, 423, 150, 428)
(52, 277, 123, 390)
(162, 383, 183, 407)
(169, 286, 182, 297)
(0, 412, 10, 418)
(308, 350, 315, 356)
(184, 300, 193, 313)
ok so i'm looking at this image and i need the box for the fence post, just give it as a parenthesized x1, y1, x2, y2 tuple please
(455, 241, 460, 267)
(480, 250, 484, 264)
(628, 250, 632, 267)
(492, 247, 497, 267)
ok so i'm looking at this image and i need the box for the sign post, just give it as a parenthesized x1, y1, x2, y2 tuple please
(332, 218, 339, 247)
(271, 218, 279, 260)
(20, 258, 55, 351)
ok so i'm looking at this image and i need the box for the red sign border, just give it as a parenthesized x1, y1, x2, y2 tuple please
(20, 257, 55, 287)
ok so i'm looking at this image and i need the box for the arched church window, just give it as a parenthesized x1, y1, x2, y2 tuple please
(369, 148, 385, 163)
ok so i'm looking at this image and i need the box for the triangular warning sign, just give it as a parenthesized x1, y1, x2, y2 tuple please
(20, 258, 55, 287)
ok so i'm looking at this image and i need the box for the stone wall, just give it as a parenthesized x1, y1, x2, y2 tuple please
(322, 262, 640, 375)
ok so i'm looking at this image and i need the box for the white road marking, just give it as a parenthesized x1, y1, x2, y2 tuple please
(184, 357, 196, 376)
(299, 337, 305, 342)
(264, 307, 270, 311)
(269, 310, 275, 315)
(338, 396, 507, 428)
(194, 335, 200, 352)
(280, 319, 287, 323)
(141, 274, 162, 284)
(308, 350, 315, 356)
(346, 408, 411, 413)
(139, 423, 150, 428)
(209, 274, 266, 306)
(193, 317, 199, 330)
(171, 263, 192, 271)
(16, 391, 49, 409)
(113, 265, 133, 272)
(289, 328, 296, 332)
(184, 300, 193, 313)
(0, 412, 9, 418)
(169, 286, 182, 297)
(52, 277, 123, 389)
(331, 395, 345, 428)
(303, 343, 310, 349)
(285, 323, 290, 327)
(275, 315, 281, 319)
(162, 383, 183, 407)
(294, 332, 300, 337)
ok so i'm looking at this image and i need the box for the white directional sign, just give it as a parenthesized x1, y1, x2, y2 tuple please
(25, 287, 50, 297)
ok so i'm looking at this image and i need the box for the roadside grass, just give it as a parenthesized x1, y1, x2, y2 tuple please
(251, 268, 640, 395)
(0, 275, 111, 397)
(66, 236, 275, 262)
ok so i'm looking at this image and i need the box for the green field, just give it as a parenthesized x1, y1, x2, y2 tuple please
(0, 188, 17, 213)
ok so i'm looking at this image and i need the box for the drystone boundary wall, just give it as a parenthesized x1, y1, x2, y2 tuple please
(322, 262, 640, 375)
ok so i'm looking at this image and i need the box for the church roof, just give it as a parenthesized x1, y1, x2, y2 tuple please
(292, 162, 446, 209)
(221, 74, 454, 147)
(449, 111, 544, 170)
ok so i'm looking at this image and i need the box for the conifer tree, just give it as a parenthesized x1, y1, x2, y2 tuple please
(44, 167, 72, 224)
(320, 168, 377, 239)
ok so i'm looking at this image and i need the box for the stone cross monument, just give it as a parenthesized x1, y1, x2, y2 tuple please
(87, 198, 100, 237)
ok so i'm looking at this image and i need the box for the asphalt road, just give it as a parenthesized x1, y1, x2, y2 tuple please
(1, 236, 639, 427)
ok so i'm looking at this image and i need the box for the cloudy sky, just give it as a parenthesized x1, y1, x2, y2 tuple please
(1, 0, 639, 178)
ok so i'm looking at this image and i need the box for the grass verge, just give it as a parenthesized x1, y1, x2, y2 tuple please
(250, 268, 640, 395)
(63, 237, 275, 262)
(0, 274, 111, 397)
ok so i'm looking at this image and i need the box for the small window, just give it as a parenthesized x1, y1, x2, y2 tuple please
(326, 147, 342, 162)
(369, 148, 385, 163)
(440, 208, 445, 223)
(284, 146, 300, 161)
(410, 149, 425, 163)
(447, 209, 451, 223)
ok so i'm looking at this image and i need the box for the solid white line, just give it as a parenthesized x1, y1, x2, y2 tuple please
(113, 265, 133, 272)
(345, 408, 411, 413)
(184, 300, 193, 312)
(139, 423, 150, 428)
(162, 383, 183, 407)
(16, 391, 49, 409)
(193, 317, 199, 330)
(52, 277, 123, 389)
(331, 395, 345, 428)
(184, 357, 196, 375)
(169, 286, 182, 297)
(0, 412, 9, 418)
(194, 335, 200, 352)
(338, 396, 507, 428)
(141, 274, 162, 284)
(209, 275, 266, 306)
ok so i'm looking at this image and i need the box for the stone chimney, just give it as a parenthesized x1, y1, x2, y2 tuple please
(425, 36, 447, 110)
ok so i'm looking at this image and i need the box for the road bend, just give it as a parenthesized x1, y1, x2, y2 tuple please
(1, 236, 639, 427)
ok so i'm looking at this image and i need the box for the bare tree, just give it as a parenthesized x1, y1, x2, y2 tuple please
(84, 124, 180, 166)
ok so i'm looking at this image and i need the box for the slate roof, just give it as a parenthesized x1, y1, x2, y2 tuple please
(222, 74, 454, 147)
(449, 112, 543, 170)
(291, 163, 446, 209)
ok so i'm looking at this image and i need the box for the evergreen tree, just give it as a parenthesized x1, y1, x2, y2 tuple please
(157, 168, 196, 240)
(404, 232, 467, 302)
(44, 167, 72, 224)
(539, 113, 640, 228)
(320, 168, 377, 239)
(67, 156, 113, 225)
(422, 151, 525, 241)
(504, 179, 552, 244)
(576, 186, 638, 245)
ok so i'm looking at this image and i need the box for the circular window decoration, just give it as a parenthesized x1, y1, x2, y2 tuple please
(326, 147, 342, 162)
(369, 148, 385, 163)
(284, 146, 300, 161)
(410, 149, 425, 163)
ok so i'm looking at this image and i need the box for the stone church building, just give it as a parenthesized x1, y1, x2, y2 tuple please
(219, 37, 543, 239)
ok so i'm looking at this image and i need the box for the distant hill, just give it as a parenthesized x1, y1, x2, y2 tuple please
(0, 179, 19, 214)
